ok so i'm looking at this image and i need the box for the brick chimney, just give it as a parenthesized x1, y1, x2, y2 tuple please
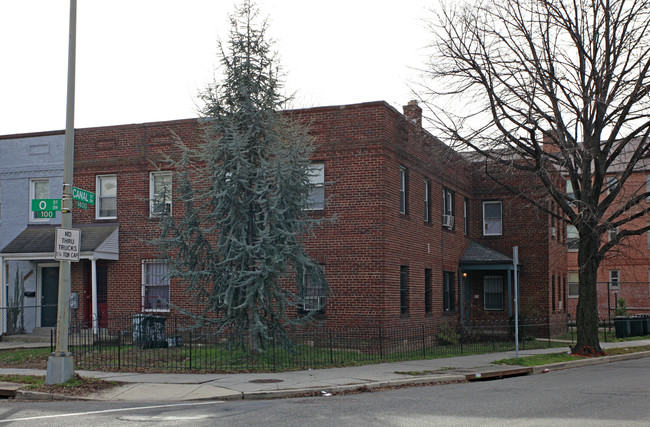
(403, 100, 422, 129)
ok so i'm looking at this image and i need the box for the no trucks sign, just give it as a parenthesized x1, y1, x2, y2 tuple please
(54, 227, 81, 262)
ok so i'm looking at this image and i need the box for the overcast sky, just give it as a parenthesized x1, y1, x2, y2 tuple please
(0, 0, 436, 135)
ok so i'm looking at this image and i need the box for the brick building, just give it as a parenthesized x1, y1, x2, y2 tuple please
(566, 144, 650, 321)
(1, 101, 568, 333)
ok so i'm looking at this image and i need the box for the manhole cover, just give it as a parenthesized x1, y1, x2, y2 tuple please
(249, 379, 284, 383)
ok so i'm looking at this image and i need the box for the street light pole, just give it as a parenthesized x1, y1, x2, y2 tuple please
(46, 0, 76, 385)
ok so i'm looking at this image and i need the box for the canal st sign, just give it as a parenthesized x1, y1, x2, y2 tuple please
(72, 186, 95, 210)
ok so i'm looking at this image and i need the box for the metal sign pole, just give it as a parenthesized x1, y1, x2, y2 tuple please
(513, 246, 519, 359)
(46, 0, 76, 384)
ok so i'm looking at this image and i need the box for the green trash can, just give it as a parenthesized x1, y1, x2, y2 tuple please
(614, 316, 631, 338)
(638, 314, 650, 336)
(132, 314, 167, 348)
(630, 315, 644, 337)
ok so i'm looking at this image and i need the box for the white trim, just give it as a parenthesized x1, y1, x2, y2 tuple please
(149, 171, 172, 217)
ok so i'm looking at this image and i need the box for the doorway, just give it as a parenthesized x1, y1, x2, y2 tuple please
(40, 266, 59, 327)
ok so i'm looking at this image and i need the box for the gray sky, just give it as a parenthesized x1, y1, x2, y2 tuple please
(0, 0, 435, 135)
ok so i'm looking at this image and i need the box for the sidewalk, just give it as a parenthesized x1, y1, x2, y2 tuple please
(2, 339, 649, 401)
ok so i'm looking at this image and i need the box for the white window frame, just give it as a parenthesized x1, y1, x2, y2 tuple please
(301, 267, 326, 312)
(96, 175, 117, 220)
(306, 162, 325, 211)
(483, 275, 504, 311)
(606, 176, 618, 194)
(142, 260, 170, 312)
(567, 225, 579, 251)
(399, 166, 407, 215)
(482, 201, 502, 236)
(29, 178, 50, 223)
(609, 270, 620, 289)
(150, 171, 172, 217)
(608, 226, 619, 242)
(568, 271, 579, 298)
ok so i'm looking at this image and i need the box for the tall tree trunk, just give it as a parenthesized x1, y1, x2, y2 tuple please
(573, 226, 603, 355)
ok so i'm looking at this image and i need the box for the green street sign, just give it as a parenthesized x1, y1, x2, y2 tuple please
(72, 187, 95, 205)
(32, 199, 61, 212)
(35, 210, 57, 219)
(76, 200, 89, 210)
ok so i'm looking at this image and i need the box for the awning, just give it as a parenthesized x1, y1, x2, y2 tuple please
(460, 241, 515, 271)
(0, 223, 119, 261)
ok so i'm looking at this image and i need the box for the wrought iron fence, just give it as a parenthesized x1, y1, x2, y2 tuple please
(64, 313, 571, 373)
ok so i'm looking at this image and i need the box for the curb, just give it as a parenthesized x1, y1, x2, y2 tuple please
(531, 349, 650, 374)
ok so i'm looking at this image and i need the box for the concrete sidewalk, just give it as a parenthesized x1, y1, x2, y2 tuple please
(2, 339, 649, 401)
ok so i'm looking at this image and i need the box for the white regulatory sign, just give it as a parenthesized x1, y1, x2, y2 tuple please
(55, 227, 81, 262)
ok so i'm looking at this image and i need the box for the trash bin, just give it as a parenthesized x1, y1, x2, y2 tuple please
(614, 316, 631, 338)
(132, 314, 167, 348)
(638, 314, 650, 336)
(630, 315, 644, 337)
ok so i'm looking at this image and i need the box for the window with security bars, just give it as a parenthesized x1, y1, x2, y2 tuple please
(142, 261, 170, 311)
(483, 275, 504, 311)
(400, 266, 409, 314)
(300, 268, 326, 312)
(443, 271, 455, 311)
(424, 268, 433, 313)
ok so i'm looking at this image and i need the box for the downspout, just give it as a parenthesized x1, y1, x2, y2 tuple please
(91, 258, 98, 334)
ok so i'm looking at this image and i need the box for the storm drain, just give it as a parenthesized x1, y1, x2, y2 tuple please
(249, 379, 284, 383)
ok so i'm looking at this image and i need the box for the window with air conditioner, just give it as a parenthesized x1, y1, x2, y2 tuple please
(301, 268, 326, 312)
(442, 188, 455, 229)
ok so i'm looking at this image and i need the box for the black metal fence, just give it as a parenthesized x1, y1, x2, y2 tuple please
(63, 313, 571, 373)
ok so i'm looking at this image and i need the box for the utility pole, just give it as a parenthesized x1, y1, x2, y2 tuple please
(46, 0, 76, 384)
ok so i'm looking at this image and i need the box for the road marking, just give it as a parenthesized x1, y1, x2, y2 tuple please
(0, 401, 224, 423)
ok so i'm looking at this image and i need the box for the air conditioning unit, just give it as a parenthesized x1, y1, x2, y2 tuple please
(303, 296, 323, 311)
(442, 215, 455, 229)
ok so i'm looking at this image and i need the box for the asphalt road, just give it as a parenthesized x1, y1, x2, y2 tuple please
(2, 357, 649, 426)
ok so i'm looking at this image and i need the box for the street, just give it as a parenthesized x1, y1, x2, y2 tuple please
(2, 357, 649, 426)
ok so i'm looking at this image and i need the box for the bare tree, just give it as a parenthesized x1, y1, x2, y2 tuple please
(421, 0, 650, 354)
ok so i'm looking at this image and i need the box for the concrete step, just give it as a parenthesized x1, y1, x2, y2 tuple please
(32, 327, 56, 337)
(2, 334, 51, 343)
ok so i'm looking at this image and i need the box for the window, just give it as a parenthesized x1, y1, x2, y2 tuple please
(306, 162, 325, 210)
(567, 225, 579, 251)
(483, 275, 504, 310)
(400, 266, 409, 314)
(399, 167, 408, 215)
(606, 176, 618, 194)
(464, 198, 469, 236)
(97, 175, 117, 219)
(301, 267, 327, 312)
(443, 271, 455, 311)
(647, 222, 650, 250)
(0, 181, 2, 221)
(142, 261, 170, 311)
(608, 226, 618, 242)
(150, 172, 172, 217)
(609, 270, 620, 289)
(442, 188, 455, 229)
(646, 175, 650, 201)
(566, 179, 575, 201)
(424, 180, 431, 223)
(29, 178, 49, 222)
(552, 275, 556, 312)
(482, 201, 502, 236)
(568, 271, 579, 298)
(424, 268, 433, 313)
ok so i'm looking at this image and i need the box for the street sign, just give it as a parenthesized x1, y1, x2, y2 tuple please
(54, 227, 81, 262)
(32, 199, 61, 212)
(75, 200, 89, 210)
(36, 211, 57, 219)
(72, 187, 95, 205)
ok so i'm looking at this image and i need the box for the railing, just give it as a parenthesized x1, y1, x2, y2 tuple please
(65, 313, 571, 373)
(0, 304, 58, 335)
